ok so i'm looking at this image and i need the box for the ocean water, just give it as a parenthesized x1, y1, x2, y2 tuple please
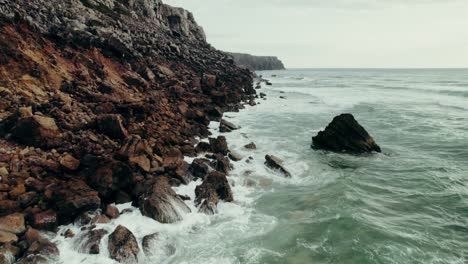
(53, 69, 468, 264)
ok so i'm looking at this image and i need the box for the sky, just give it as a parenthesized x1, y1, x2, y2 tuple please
(164, 0, 468, 68)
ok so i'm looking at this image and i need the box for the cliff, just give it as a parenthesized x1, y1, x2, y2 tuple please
(228, 52, 285, 71)
(0, 0, 254, 261)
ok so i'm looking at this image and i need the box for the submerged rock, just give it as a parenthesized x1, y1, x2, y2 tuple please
(139, 177, 190, 223)
(78, 229, 108, 254)
(244, 142, 257, 150)
(142, 233, 176, 258)
(195, 171, 233, 214)
(312, 113, 381, 153)
(108, 225, 139, 263)
(265, 155, 291, 177)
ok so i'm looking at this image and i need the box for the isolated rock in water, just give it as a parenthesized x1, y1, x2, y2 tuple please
(195, 171, 233, 214)
(142, 233, 176, 257)
(11, 115, 60, 148)
(219, 119, 238, 133)
(228, 151, 243, 162)
(209, 136, 229, 155)
(244, 142, 257, 150)
(108, 225, 139, 263)
(139, 177, 191, 223)
(312, 114, 381, 153)
(265, 155, 291, 177)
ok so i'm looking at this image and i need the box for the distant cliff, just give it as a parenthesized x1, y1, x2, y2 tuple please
(227, 52, 285, 71)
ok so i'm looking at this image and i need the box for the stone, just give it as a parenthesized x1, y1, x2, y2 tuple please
(0, 200, 19, 217)
(78, 229, 108, 254)
(59, 154, 80, 170)
(0, 213, 25, 234)
(211, 154, 231, 174)
(11, 115, 60, 148)
(0, 231, 17, 244)
(8, 184, 25, 199)
(312, 113, 381, 153)
(219, 119, 238, 133)
(108, 225, 139, 263)
(32, 210, 57, 230)
(0, 167, 8, 178)
(96, 114, 129, 140)
(0, 243, 18, 264)
(139, 177, 191, 223)
(142, 233, 176, 257)
(203, 74, 217, 88)
(189, 158, 211, 179)
(244, 142, 257, 150)
(264, 155, 291, 177)
(228, 151, 242, 162)
(105, 204, 120, 219)
(209, 136, 229, 155)
(195, 171, 233, 214)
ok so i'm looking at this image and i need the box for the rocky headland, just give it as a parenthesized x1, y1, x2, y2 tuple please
(227, 52, 285, 71)
(0, 0, 256, 262)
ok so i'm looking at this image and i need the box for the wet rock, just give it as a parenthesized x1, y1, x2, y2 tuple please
(195, 142, 211, 153)
(96, 114, 129, 140)
(64, 229, 75, 238)
(91, 214, 111, 224)
(312, 113, 381, 153)
(265, 155, 291, 177)
(189, 158, 212, 179)
(0, 243, 18, 264)
(21, 228, 59, 262)
(0, 231, 17, 244)
(105, 204, 120, 219)
(32, 210, 57, 231)
(11, 115, 60, 148)
(139, 177, 190, 223)
(209, 136, 229, 155)
(219, 119, 238, 133)
(0, 213, 25, 234)
(142, 232, 176, 257)
(195, 171, 233, 214)
(78, 229, 108, 254)
(59, 154, 80, 171)
(108, 225, 139, 263)
(211, 154, 231, 174)
(228, 151, 243, 162)
(244, 142, 257, 150)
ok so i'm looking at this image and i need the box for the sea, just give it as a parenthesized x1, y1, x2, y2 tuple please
(53, 69, 468, 264)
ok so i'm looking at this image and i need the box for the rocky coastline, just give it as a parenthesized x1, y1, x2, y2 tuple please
(0, 0, 258, 262)
(227, 52, 286, 71)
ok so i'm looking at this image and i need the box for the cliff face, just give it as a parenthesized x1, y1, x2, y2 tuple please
(0, 0, 253, 258)
(228, 52, 285, 71)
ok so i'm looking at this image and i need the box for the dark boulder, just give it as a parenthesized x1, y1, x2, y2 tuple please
(312, 114, 381, 153)
(265, 155, 291, 177)
(11, 115, 60, 148)
(219, 119, 238, 133)
(195, 171, 233, 214)
(244, 142, 257, 150)
(138, 177, 190, 223)
(96, 114, 129, 140)
(189, 158, 212, 179)
(209, 136, 229, 155)
(108, 225, 139, 263)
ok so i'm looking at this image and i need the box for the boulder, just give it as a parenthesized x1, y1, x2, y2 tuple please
(78, 229, 108, 254)
(189, 158, 212, 179)
(0, 213, 25, 234)
(32, 210, 57, 230)
(0, 231, 17, 244)
(211, 154, 231, 174)
(202, 74, 217, 88)
(0, 243, 18, 264)
(244, 142, 257, 150)
(0, 201, 19, 217)
(96, 114, 129, 140)
(209, 136, 228, 155)
(108, 225, 139, 263)
(104, 204, 120, 219)
(265, 155, 291, 177)
(219, 119, 238, 133)
(195, 171, 233, 214)
(139, 177, 190, 223)
(11, 115, 60, 148)
(20, 228, 59, 262)
(312, 113, 381, 153)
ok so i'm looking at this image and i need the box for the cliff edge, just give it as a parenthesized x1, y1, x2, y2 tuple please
(227, 52, 285, 71)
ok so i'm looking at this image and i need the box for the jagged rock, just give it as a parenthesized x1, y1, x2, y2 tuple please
(32, 210, 57, 230)
(312, 114, 381, 153)
(265, 155, 291, 177)
(142, 232, 176, 257)
(59, 154, 80, 171)
(139, 177, 190, 223)
(219, 119, 238, 133)
(108, 225, 139, 263)
(11, 115, 60, 148)
(96, 114, 129, 140)
(0, 213, 25, 234)
(189, 158, 212, 179)
(195, 171, 233, 214)
(244, 142, 257, 150)
(78, 229, 108, 254)
(211, 154, 231, 174)
(227, 53, 285, 71)
(20, 228, 59, 262)
(54, 180, 101, 222)
(209, 136, 229, 155)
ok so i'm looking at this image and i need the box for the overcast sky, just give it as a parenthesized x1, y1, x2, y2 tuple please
(164, 0, 468, 68)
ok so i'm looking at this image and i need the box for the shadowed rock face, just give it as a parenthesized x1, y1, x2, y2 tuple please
(227, 52, 285, 71)
(312, 114, 381, 154)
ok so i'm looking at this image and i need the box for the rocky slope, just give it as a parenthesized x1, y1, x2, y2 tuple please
(227, 52, 285, 71)
(0, 0, 254, 262)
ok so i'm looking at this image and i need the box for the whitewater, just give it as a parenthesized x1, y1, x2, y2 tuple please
(53, 69, 468, 264)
